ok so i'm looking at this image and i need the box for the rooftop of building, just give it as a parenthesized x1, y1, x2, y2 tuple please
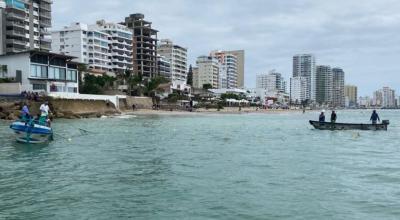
(0, 50, 78, 61)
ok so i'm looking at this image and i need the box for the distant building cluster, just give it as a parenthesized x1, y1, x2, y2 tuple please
(358, 87, 398, 109)
(289, 54, 346, 108)
(192, 50, 245, 90)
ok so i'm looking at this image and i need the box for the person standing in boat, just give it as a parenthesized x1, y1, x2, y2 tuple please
(330, 111, 337, 123)
(319, 111, 326, 122)
(21, 102, 30, 121)
(370, 110, 380, 124)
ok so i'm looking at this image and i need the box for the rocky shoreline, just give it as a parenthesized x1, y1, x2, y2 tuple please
(0, 98, 120, 121)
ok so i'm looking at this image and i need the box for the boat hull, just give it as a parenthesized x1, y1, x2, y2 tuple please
(10, 121, 53, 144)
(309, 120, 389, 131)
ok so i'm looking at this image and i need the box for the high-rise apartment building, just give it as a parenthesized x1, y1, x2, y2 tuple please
(52, 22, 111, 73)
(211, 51, 238, 89)
(194, 56, 219, 89)
(123, 14, 158, 79)
(222, 50, 244, 88)
(256, 70, 286, 93)
(0, 0, 52, 55)
(315, 65, 332, 105)
(372, 90, 383, 107)
(332, 68, 345, 107)
(293, 54, 316, 101)
(290, 76, 308, 104)
(52, 21, 133, 75)
(96, 20, 133, 74)
(344, 85, 358, 107)
(382, 86, 396, 108)
(157, 39, 187, 89)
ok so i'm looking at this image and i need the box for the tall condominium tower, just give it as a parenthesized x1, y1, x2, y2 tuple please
(211, 51, 238, 89)
(52, 23, 112, 73)
(256, 70, 286, 93)
(293, 54, 316, 101)
(194, 56, 219, 89)
(290, 76, 308, 104)
(315, 65, 332, 105)
(157, 39, 188, 89)
(96, 20, 133, 74)
(382, 86, 396, 108)
(332, 68, 345, 107)
(52, 21, 133, 75)
(222, 50, 244, 88)
(0, 0, 52, 55)
(123, 14, 158, 79)
(344, 85, 358, 107)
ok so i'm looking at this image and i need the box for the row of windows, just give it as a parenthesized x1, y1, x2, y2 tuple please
(30, 65, 77, 81)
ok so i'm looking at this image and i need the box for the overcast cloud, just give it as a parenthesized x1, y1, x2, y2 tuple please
(53, 0, 400, 95)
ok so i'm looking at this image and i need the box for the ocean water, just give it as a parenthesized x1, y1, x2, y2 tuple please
(0, 110, 400, 219)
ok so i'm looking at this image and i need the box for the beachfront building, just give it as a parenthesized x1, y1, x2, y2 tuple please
(345, 85, 358, 108)
(382, 86, 396, 108)
(123, 13, 158, 79)
(290, 76, 308, 104)
(223, 50, 245, 88)
(52, 22, 111, 74)
(95, 20, 133, 75)
(372, 90, 383, 107)
(0, 0, 52, 55)
(332, 68, 345, 107)
(157, 55, 171, 80)
(315, 65, 332, 106)
(293, 54, 316, 102)
(211, 51, 239, 89)
(157, 39, 188, 90)
(194, 56, 219, 89)
(0, 51, 79, 93)
(256, 70, 286, 93)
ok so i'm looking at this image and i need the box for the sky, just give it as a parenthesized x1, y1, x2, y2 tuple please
(53, 0, 400, 96)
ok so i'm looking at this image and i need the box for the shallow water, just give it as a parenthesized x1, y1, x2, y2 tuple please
(1, 110, 400, 219)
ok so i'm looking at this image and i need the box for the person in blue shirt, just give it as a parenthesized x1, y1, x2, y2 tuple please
(21, 103, 30, 121)
(319, 112, 326, 122)
(370, 110, 380, 124)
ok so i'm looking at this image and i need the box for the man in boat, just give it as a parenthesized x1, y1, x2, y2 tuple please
(21, 102, 30, 121)
(39, 101, 52, 126)
(330, 111, 337, 123)
(370, 110, 380, 124)
(319, 112, 326, 122)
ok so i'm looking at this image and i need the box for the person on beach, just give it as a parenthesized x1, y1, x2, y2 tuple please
(21, 103, 30, 121)
(370, 110, 380, 124)
(331, 111, 337, 123)
(319, 112, 326, 122)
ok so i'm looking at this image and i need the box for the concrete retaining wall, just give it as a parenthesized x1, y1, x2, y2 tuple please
(0, 83, 21, 95)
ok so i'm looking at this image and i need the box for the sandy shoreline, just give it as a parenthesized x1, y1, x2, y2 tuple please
(120, 107, 308, 116)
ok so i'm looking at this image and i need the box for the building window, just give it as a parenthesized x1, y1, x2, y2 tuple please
(67, 70, 77, 81)
(30, 64, 46, 78)
(32, 84, 46, 91)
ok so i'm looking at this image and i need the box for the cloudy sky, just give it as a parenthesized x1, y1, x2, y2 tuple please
(53, 0, 400, 96)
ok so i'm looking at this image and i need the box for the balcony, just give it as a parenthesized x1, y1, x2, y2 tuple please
(7, 12, 26, 21)
(6, 30, 26, 38)
(6, 39, 27, 46)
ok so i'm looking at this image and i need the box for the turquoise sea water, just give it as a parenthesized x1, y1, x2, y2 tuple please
(0, 110, 400, 219)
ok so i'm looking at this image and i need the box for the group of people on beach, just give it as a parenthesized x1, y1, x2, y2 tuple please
(21, 101, 52, 126)
(319, 110, 381, 124)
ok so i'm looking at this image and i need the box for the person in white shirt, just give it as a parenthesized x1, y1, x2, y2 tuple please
(40, 101, 51, 117)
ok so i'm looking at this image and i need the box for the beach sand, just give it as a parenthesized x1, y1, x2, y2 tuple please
(121, 107, 306, 116)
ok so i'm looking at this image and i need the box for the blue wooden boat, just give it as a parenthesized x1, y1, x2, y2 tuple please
(10, 120, 53, 144)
